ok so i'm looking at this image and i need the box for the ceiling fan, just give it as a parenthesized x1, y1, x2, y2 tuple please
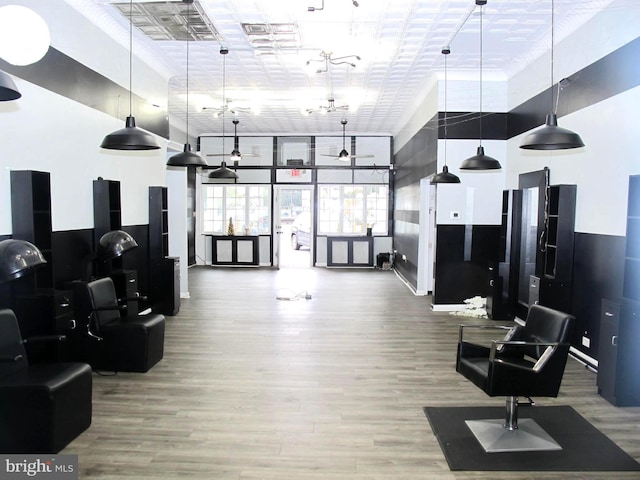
(304, 98, 349, 116)
(320, 119, 375, 161)
(207, 119, 257, 161)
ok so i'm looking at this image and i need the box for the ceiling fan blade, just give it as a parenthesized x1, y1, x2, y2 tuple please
(351, 154, 375, 158)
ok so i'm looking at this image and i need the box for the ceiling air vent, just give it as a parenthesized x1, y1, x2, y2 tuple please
(241, 23, 300, 53)
(112, 1, 221, 41)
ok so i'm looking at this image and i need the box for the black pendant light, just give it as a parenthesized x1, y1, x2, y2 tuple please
(432, 47, 460, 184)
(0, 70, 21, 101)
(230, 119, 242, 162)
(101, 0, 160, 151)
(460, 0, 501, 170)
(209, 47, 238, 180)
(520, 0, 584, 150)
(167, 0, 206, 166)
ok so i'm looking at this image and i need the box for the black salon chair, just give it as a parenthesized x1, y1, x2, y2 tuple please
(456, 304, 575, 452)
(0, 309, 92, 453)
(70, 277, 165, 373)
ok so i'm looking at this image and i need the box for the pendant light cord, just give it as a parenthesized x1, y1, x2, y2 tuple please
(222, 49, 226, 153)
(129, 0, 133, 117)
(478, 3, 483, 147)
(551, 0, 556, 114)
(443, 50, 448, 166)
(185, 1, 190, 142)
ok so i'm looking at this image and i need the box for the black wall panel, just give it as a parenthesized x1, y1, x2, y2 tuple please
(433, 225, 500, 304)
(571, 233, 626, 359)
(52, 229, 93, 288)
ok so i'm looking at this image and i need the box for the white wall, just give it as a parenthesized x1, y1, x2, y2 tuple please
(508, 0, 640, 110)
(0, 1, 171, 236)
(393, 77, 438, 154)
(508, 86, 640, 236)
(506, 0, 640, 236)
(166, 167, 189, 297)
(435, 139, 506, 226)
(0, 78, 168, 235)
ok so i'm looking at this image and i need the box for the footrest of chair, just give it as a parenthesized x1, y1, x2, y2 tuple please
(465, 418, 562, 453)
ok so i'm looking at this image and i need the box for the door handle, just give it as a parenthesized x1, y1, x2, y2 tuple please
(611, 335, 618, 346)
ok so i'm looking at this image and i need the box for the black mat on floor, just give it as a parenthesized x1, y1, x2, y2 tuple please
(423, 405, 640, 471)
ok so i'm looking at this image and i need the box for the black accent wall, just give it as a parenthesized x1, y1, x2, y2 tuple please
(509, 36, 640, 138)
(393, 114, 438, 288)
(0, 47, 169, 139)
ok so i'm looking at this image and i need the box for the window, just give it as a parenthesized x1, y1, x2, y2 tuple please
(318, 185, 388, 235)
(202, 185, 271, 235)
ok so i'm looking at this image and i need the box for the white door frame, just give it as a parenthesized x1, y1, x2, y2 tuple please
(273, 185, 315, 268)
(417, 177, 436, 295)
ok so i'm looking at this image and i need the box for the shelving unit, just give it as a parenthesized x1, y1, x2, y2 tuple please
(93, 178, 141, 315)
(93, 178, 123, 271)
(10, 170, 75, 363)
(623, 175, 639, 302)
(543, 185, 576, 280)
(149, 186, 169, 260)
(10, 170, 54, 290)
(538, 184, 576, 314)
(597, 175, 640, 406)
(149, 186, 180, 315)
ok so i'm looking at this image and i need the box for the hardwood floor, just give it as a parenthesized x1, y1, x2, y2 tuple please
(64, 267, 640, 479)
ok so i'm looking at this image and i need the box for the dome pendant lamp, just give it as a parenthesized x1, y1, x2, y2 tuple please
(520, 0, 584, 150)
(460, 0, 501, 170)
(168, 0, 207, 166)
(431, 47, 460, 184)
(101, 0, 160, 151)
(209, 47, 238, 180)
(0, 70, 21, 101)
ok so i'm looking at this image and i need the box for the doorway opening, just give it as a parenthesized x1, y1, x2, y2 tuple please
(274, 186, 313, 269)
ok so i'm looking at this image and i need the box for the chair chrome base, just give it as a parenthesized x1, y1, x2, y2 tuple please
(465, 418, 563, 453)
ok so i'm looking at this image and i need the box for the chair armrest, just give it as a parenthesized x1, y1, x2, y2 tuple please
(22, 334, 67, 344)
(458, 324, 513, 343)
(93, 305, 125, 312)
(489, 340, 563, 371)
(0, 354, 23, 363)
(119, 295, 148, 303)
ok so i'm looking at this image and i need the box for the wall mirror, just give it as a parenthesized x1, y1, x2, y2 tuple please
(515, 168, 549, 316)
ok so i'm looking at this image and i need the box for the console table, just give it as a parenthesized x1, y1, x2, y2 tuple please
(207, 235, 260, 266)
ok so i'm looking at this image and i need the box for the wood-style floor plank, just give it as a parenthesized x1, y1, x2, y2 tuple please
(64, 267, 640, 479)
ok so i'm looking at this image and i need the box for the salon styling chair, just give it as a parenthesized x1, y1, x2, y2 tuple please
(456, 304, 575, 452)
(0, 309, 92, 453)
(70, 277, 165, 373)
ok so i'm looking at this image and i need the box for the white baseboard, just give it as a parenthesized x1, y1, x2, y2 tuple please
(431, 303, 468, 312)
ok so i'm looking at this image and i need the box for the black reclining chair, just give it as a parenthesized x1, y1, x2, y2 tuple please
(456, 304, 575, 453)
(70, 277, 165, 373)
(0, 309, 92, 453)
